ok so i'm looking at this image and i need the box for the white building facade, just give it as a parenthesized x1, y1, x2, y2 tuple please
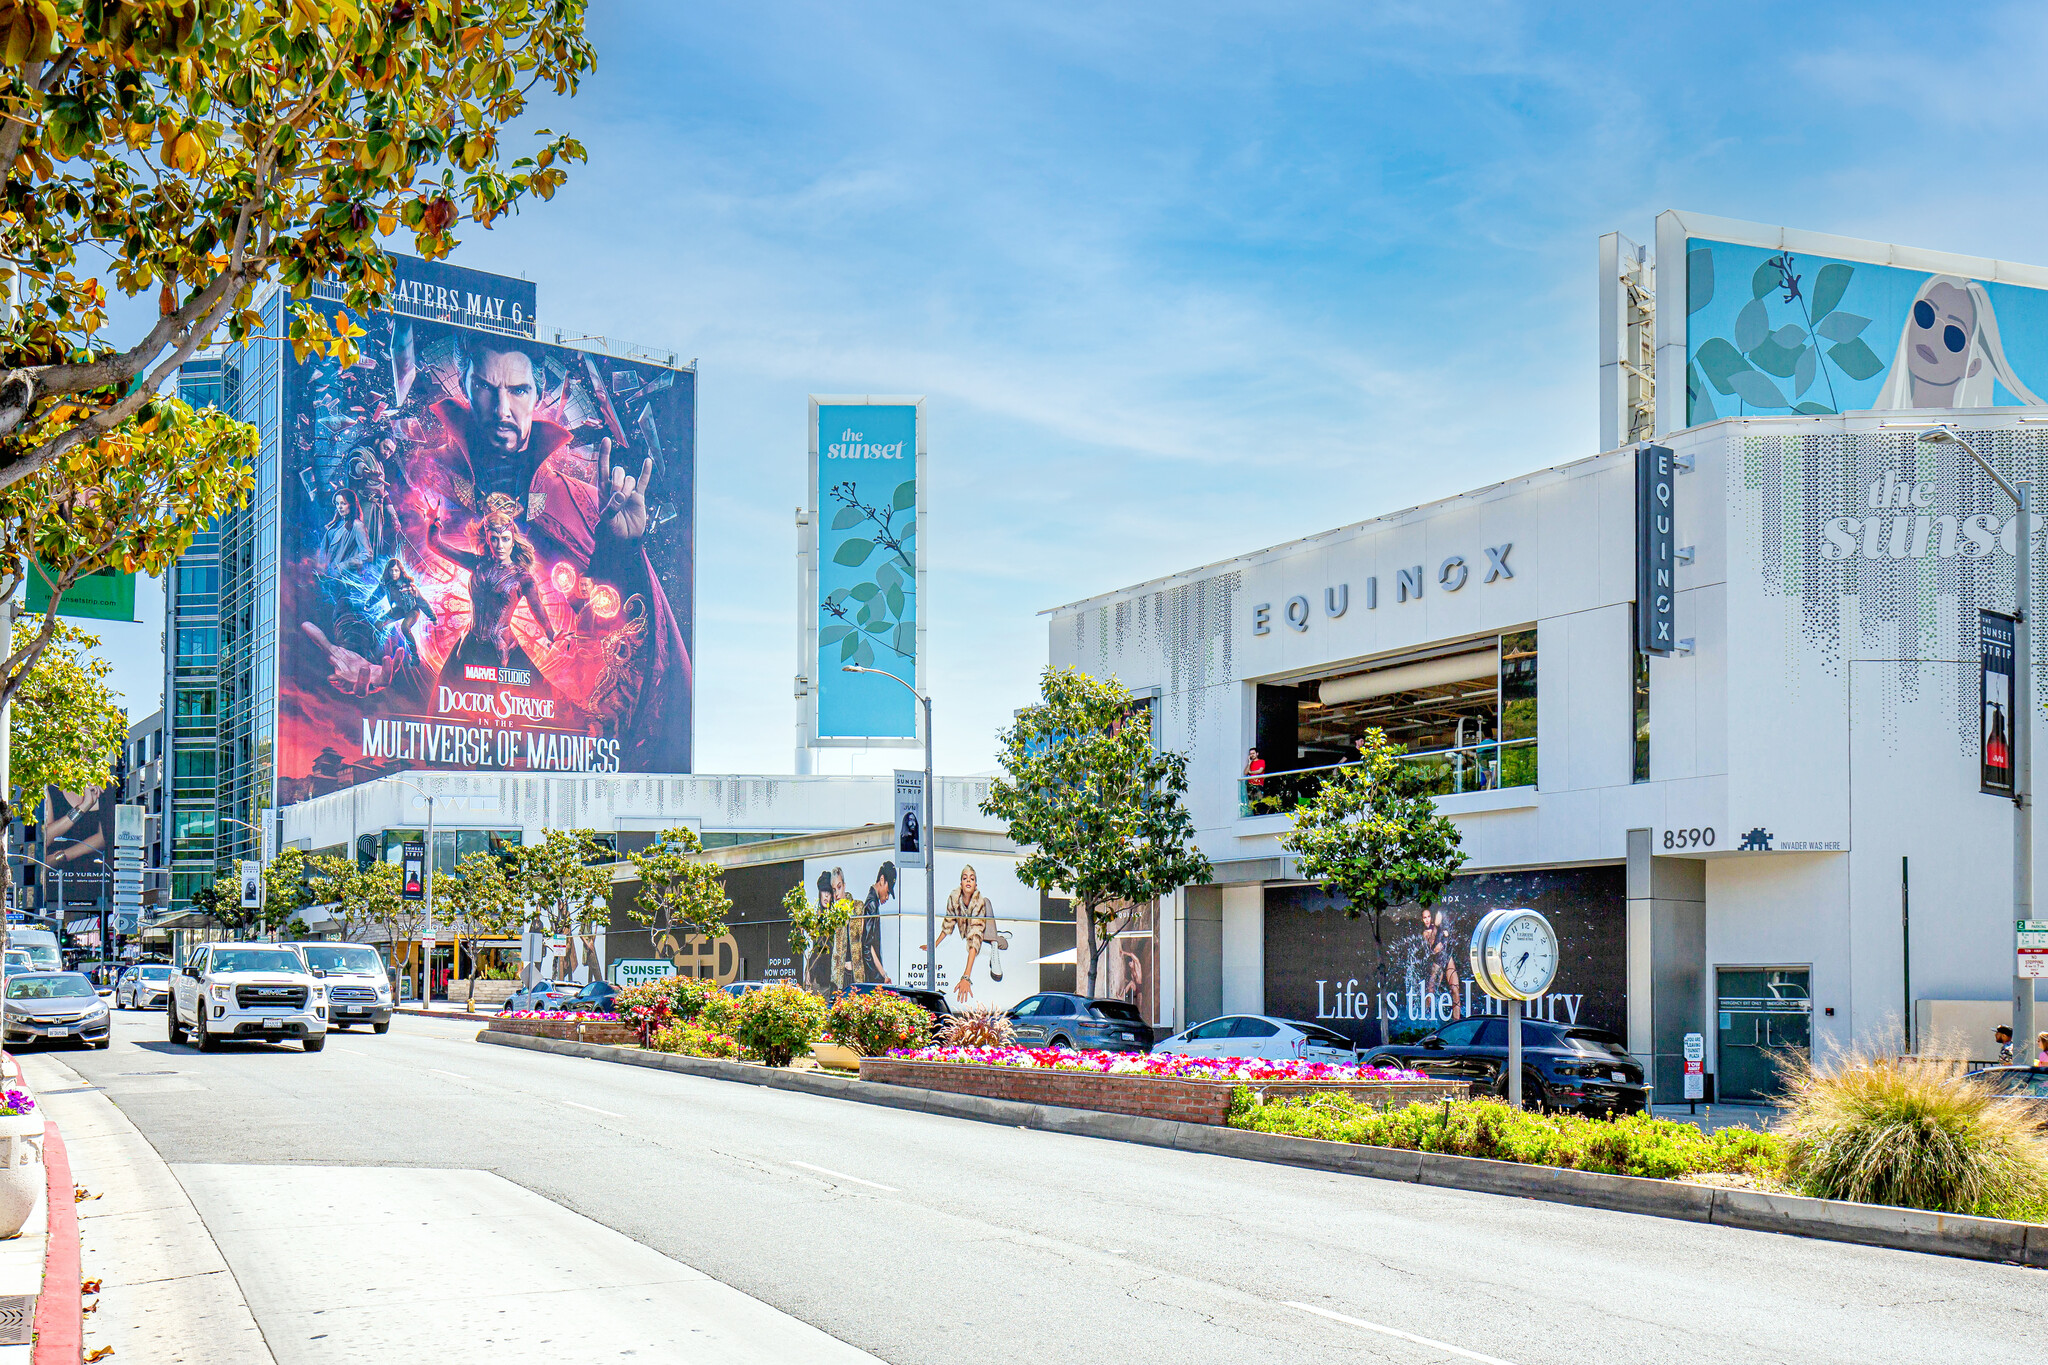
(1049, 411, 2048, 1100)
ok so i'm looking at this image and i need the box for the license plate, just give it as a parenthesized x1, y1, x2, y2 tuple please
(264, 1021, 285, 1030)
(47, 1027, 68, 1036)
(1611, 1071, 1627, 1082)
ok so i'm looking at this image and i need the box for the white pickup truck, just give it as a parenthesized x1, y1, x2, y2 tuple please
(168, 942, 329, 1053)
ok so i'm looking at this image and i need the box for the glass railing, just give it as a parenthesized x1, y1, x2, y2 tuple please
(1239, 739, 1536, 817)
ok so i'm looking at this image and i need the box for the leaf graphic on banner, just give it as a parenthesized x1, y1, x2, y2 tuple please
(1815, 311, 1869, 343)
(895, 622, 916, 657)
(840, 633, 861, 661)
(1748, 333, 1804, 378)
(1828, 337, 1885, 381)
(893, 480, 916, 512)
(1794, 343, 1817, 398)
(849, 581, 879, 601)
(820, 624, 851, 646)
(874, 562, 901, 593)
(865, 619, 890, 635)
(1735, 298, 1769, 352)
(832, 537, 874, 567)
(826, 588, 848, 607)
(1752, 261, 1780, 300)
(853, 638, 875, 668)
(1727, 370, 1790, 409)
(1687, 248, 1715, 314)
(887, 584, 904, 618)
(831, 505, 866, 530)
(1812, 263, 1854, 321)
(1695, 337, 1753, 396)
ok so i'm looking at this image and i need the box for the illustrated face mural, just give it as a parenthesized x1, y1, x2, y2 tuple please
(1909, 281, 1980, 398)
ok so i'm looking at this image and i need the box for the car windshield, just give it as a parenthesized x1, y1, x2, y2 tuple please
(139, 967, 171, 980)
(1288, 1022, 1354, 1047)
(1566, 1029, 1631, 1059)
(298, 946, 383, 975)
(1090, 1001, 1144, 1022)
(1975, 1069, 2048, 1097)
(210, 949, 303, 974)
(17, 945, 59, 970)
(8, 974, 95, 1000)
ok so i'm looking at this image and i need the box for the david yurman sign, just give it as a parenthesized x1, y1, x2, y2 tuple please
(1636, 444, 1675, 655)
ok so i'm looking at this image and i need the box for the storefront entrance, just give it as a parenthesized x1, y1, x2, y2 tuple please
(1715, 967, 1812, 1101)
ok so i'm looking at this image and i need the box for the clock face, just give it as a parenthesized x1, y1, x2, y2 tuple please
(1496, 913, 1558, 999)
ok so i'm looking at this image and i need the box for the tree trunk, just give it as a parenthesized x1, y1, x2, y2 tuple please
(1081, 905, 1108, 997)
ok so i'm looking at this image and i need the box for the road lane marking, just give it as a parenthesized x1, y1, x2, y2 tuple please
(557, 1099, 623, 1117)
(788, 1160, 899, 1192)
(427, 1069, 471, 1080)
(1283, 1302, 1517, 1365)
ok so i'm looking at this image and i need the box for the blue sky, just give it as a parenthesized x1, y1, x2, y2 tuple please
(94, 0, 2048, 773)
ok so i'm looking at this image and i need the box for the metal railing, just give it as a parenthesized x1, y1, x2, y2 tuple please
(1239, 738, 1536, 816)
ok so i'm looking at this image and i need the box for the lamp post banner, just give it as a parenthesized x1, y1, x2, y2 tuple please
(893, 769, 926, 869)
(1982, 609, 2018, 795)
(808, 397, 924, 743)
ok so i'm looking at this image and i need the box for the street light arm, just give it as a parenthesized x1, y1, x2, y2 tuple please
(841, 663, 927, 704)
(1922, 426, 2025, 505)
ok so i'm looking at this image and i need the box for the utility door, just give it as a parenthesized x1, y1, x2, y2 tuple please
(1715, 967, 1812, 1101)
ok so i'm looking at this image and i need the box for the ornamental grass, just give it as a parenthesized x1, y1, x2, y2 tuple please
(937, 1001, 1016, 1049)
(1777, 1047, 2048, 1220)
(1231, 1091, 1783, 1182)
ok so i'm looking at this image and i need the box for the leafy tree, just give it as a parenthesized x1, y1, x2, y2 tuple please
(982, 666, 1212, 996)
(441, 848, 518, 1012)
(297, 852, 380, 942)
(625, 827, 731, 942)
(781, 880, 857, 989)
(1280, 730, 1468, 1046)
(0, 0, 595, 493)
(508, 827, 611, 983)
(357, 858, 424, 996)
(6, 618, 125, 822)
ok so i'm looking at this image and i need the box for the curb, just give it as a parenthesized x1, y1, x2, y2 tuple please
(32, 1122, 80, 1365)
(478, 1028, 2048, 1268)
(395, 1007, 500, 1022)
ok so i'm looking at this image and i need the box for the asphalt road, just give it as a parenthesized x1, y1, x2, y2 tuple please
(39, 1009, 2042, 1365)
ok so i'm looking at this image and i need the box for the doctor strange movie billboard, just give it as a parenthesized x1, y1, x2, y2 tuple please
(278, 313, 694, 799)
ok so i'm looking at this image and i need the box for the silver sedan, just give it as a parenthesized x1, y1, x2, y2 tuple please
(117, 965, 175, 1011)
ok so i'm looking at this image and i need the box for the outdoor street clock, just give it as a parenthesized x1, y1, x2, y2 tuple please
(1473, 908, 1558, 1002)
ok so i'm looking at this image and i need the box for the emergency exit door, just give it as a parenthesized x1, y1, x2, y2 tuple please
(1716, 967, 1812, 1101)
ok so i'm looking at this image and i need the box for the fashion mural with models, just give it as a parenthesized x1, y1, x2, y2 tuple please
(276, 306, 694, 799)
(801, 852, 1039, 1008)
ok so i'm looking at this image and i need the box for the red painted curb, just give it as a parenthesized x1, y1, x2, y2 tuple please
(33, 1120, 80, 1364)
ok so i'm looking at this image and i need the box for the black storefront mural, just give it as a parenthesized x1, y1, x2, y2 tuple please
(604, 858, 805, 987)
(1263, 865, 1626, 1047)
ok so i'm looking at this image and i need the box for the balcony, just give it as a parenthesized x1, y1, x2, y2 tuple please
(1239, 738, 1536, 817)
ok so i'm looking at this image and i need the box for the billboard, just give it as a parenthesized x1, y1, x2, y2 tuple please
(277, 280, 695, 799)
(806, 397, 924, 744)
(39, 786, 114, 911)
(1263, 866, 1626, 1048)
(1664, 213, 2048, 427)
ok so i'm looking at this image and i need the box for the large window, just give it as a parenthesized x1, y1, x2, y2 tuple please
(1245, 629, 1538, 814)
(175, 626, 219, 660)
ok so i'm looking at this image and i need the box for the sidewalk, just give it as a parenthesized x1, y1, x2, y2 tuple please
(1651, 1101, 1784, 1134)
(16, 1052, 274, 1365)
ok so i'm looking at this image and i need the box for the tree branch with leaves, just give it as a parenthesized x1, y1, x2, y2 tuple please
(7, 617, 125, 822)
(982, 667, 1212, 996)
(1279, 729, 1468, 1047)
(625, 827, 731, 943)
(0, 0, 595, 496)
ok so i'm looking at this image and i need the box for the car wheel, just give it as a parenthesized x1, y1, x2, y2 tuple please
(373, 1021, 390, 1034)
(166, 1000, 185, 1045)
(303, 1034, 326, 1053)
(1048, 1035, 1072, 1050)
(195, 1010, 218, 1053)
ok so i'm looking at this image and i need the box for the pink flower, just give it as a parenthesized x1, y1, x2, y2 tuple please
(882, 1045, 1425, 1083)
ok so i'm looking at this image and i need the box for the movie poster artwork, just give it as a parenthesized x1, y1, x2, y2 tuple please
(1264, 866, 1626, 1047)
(278, 313, 694, 800)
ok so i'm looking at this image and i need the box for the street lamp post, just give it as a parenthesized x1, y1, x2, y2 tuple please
(1919, 426, 2036, 1048)
(379, 778, 437, 1004)
(842, 665, 936, 994)
(219, 815, 266, 941)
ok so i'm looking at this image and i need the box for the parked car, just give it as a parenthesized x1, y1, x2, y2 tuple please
(499, 980, 579, 1013)
(289, 943, 394, 1032)
(1004, 993, 1152, 1052)
(721, 980, 770, 997)
(3, 950, 32, 974)
(168, 943, 328, 1053)
(838, 981, 954, 1031)
(1152, 1014, 1359, 1064)
(1968, 1065, 2048, 1125)
(1363, 1016, 1648, 1115)
(116, 963, 175, 1011)
(554, 980, 620, 1014)
(4, 971, 111, 1049)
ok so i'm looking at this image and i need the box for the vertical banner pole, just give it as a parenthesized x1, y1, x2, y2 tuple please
(2017, 482, 2034, 1049)
(1507, 997, 1523, 1110)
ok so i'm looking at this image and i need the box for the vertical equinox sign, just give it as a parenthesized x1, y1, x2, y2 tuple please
(810, 397, 925, 743)
(1636, 444, 1676, 655)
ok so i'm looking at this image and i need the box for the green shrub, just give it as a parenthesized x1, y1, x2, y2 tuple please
(1779, 1050, 2048, 1218)
(826, 991, 932, 1056)
(733, 983, 827, 1066)
(1233, 1093, 1783, 1181)
(649, 1020, 744, 1060)
(697, 990, 738, 1035)
(664, 975, 723, 1022)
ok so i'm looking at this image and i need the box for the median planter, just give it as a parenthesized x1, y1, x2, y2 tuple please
(485, 1017, 637, 1047)
(857, 1057, 1466, 1126)
(0, 1099, 42, 1239)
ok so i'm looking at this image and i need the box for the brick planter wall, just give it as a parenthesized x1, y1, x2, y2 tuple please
(858, 1058, 1468, 1126)
(485, 1018, 638, 1046)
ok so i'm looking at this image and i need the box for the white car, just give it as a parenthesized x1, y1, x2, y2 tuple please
(168, 943, 329, 1053)
(287, 943, 393, 1032)
(1151, 1014, 1360, 1064)
(116, 964, 175, 1010)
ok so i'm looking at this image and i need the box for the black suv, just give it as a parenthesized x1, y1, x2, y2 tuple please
(1364, 1016, 1649, 1115)
(1005, 993, 1152, 1053)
